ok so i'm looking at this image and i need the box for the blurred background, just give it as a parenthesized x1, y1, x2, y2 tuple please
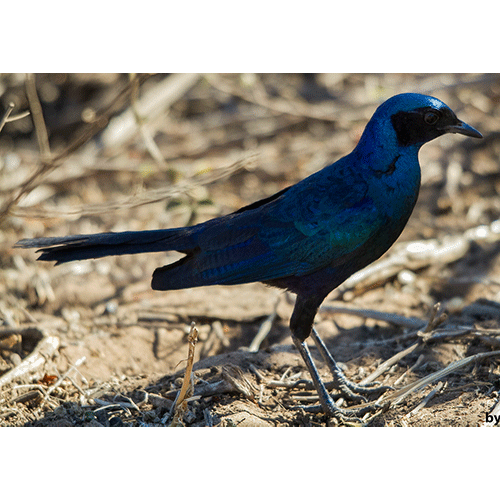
(1, 74, 496, 231)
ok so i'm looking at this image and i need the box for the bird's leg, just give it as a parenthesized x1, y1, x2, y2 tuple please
(290, 296, 374, 420)
(289, 295, 388, 419)
(291, 334, 360, 420)
(310, 327, 391, 403)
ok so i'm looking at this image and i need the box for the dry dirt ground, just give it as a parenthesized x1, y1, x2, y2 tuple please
(1, 73, 500, 427)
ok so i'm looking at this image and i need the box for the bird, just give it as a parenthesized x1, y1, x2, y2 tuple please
(16, 93, 483, 421)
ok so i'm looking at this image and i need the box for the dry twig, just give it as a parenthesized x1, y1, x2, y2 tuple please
(43, 356, 87, 401)
(0, 102, 30, 134)
(360, 303, 447, 385)
(403, 381, 445, 419)
(206, 74, 345, 122)
(385, 350, 500, 407)
(248, 294, 281, 352)
(100, 73, 200, 151)
(25, 73, 52, 163)
(169, 322, 199, 426)
(11, 153, 256, 219)
(0, 74, 151, 221)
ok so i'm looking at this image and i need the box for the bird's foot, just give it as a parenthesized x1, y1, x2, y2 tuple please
(311, 327, 391, 403)
(299, 391, 388, 426)
(292, 335, 388, 425)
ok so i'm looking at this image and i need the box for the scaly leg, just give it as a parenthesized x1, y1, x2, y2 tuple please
(289, 295, 387, 420)
(292, 334, 366, 421)
(310, 327, 391, 403)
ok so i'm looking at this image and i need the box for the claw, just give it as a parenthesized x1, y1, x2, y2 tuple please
(291, 334, 389, 424)
(310, 327, 391, 402)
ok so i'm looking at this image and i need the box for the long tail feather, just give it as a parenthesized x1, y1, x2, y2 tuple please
(15, 229, 195, 265)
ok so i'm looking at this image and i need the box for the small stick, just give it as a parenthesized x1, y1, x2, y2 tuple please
(25, 74, 52, 162)
(387, 350, 500, 407)
(404, 381, 444, 419)
(0, 102, 15, 134)
(248, 295, 280, 352)
(44, 356, 87, 400)
(0, 102, 30, 132)
(169, 322, 199, 426)
(360, 303, 447, 385)
(361, 341, 423, 386)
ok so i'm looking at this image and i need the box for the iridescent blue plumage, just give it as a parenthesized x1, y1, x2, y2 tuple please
(16, 93, 482, 418)
(16, 92, 482, 336)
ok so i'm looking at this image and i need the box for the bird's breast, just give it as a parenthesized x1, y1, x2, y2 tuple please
(374, 151, 420, 201)
(369, 152, 421, 241)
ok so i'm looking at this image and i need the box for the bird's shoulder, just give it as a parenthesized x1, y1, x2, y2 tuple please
(269, 154, 375, 224)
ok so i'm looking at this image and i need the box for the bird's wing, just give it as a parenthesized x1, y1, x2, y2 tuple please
(169, 157, 385, 287)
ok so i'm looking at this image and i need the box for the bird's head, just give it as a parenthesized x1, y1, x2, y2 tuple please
(367, 93, 482, 149)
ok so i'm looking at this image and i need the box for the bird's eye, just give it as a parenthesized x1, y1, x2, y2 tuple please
(424, 111, 440, 125)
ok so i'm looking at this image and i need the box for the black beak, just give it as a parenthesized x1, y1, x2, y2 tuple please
(441, 120, 483, 139)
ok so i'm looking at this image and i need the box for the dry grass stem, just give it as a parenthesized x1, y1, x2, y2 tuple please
(169, 322, 199, 426)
